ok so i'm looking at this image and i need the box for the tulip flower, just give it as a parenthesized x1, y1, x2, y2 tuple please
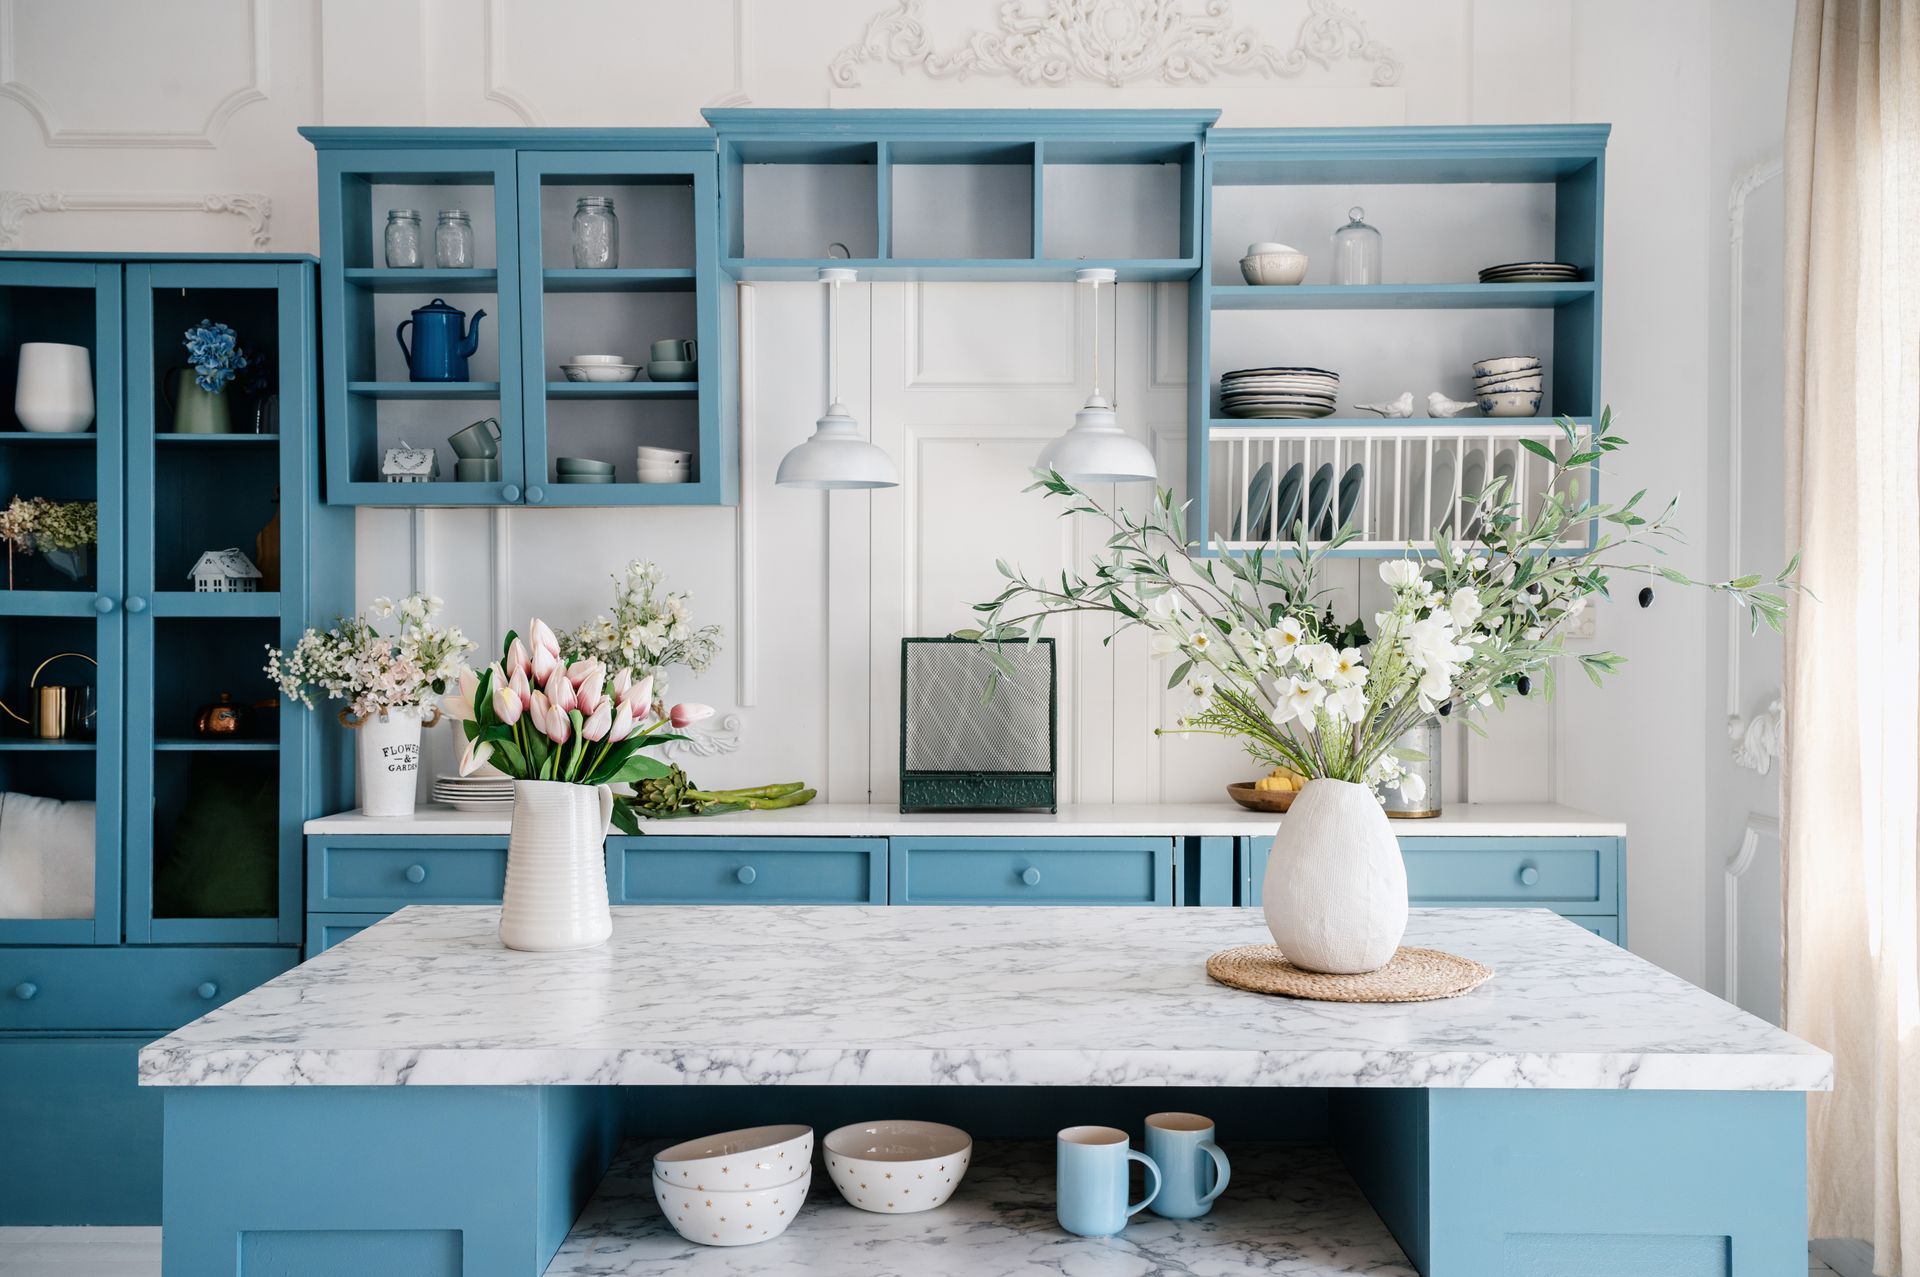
(508, 667, 531, 709)
(545, 705, 571, 746)
(623, 673, 654, 713)
(567, 658, 605, 690)
(530, 643, 559, 684)
(504, 637, 530, 680)
(529, 618, 561, 655)
(670, 702, 714, 728)
(458, 736, 494, 776)
(543, 668, 577, 713)
(575, 671, 606, 717)
(611, 668, 631, 700)
(606, 702, 634, 744)
(528, 689, 551, 737)
(491, 683, 522, 726)
(441, 666, 480, 722)
(581, 701, 612, 742)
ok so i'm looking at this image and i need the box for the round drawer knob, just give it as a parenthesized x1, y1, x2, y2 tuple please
(1021, 867, 1042, 887)
(736, 865, 757, 885)
(404, 863, 428, 884)
(1518, 865, 1540, 887)
(94, 596, 116, 614)
(196, 981, 219, 1000)
(501, 484, 521, 502)
(13, 981, 38, 1001)
(124, 596, 147, 614)
(525, 485, 546, 504)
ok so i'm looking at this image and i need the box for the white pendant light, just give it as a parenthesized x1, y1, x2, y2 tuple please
(776, 267, 898, 490)
(1037, 268, 1157, 485)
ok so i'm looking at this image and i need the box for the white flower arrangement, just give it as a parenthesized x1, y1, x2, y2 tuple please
(969, 411, 1799, 804)
(265, 593, 475, 721)
(559, 560, 722, 699)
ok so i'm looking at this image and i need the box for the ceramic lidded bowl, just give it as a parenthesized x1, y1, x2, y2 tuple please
(652, 1124, 813, 1190)
(1471, 354, 1541, 378)
(653, 1168, 811, 1246)
(823, 1120, 973, 1214)
(1240, 243, 1309, 286)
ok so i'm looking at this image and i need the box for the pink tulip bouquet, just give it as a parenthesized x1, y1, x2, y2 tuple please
(444, 617, 714, 797)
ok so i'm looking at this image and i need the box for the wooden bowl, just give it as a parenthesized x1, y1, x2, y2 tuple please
(1227, 782, 1296, 813)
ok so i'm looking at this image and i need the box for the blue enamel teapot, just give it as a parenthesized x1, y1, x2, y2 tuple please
(396, 297, 486, 382)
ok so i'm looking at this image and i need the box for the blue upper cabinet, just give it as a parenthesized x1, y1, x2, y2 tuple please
(303, 128, 729, 507)
(704, 109, 1214, 282)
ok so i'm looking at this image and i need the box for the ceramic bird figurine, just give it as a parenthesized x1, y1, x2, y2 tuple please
(1427, 391, 1481, 418)
(1356, 391, 1414, 418)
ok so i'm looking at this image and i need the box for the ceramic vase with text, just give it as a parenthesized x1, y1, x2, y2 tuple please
(345, 706, 435, 818)
(165, 367, 231, 435)
(499, 779, 614, 952)
(14, 342, 95, 433)
(1262, 779, 1407, 974)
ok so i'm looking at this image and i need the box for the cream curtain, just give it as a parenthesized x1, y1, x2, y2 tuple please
(1784, 1, 1920, 1272)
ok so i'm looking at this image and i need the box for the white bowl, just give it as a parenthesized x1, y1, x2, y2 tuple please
(823, 1120, 972, 1214)
(1240, 251, 1309, 286)
(1477, 390, 1544, 417)
(561, 363, 641, 383)
(1471, 355, 1541, 378)
(569, 354, 630, 365)
(652, 1124, 812, 1189)
(1474, 378, 1543, 395)
(638, 468, 692, 484)
(653, 1168, 810, 1246)
(636, 450, 691, 465)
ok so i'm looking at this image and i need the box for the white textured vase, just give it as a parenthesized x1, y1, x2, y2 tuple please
(354, 709, 423, 818)
(499, 779, 614, 952)
(1261, 778, 1408, 974)
(15, 342, 95, 433)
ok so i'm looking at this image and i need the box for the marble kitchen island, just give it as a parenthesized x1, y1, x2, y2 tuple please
(140, 906, 1828, 1276)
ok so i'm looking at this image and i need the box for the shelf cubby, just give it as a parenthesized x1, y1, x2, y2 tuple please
(888, 140, 1035, 261)
(343, 267, 499, 294)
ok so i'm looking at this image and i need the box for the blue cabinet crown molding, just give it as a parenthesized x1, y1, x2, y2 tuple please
(704, 107, 1218, 142)
(301, 127, 716, 151)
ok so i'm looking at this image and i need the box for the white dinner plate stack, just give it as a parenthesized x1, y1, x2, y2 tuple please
(1477, 261, 1581, 284)
(1219, 366, 1339, 419)
(431, 773, 514, 812)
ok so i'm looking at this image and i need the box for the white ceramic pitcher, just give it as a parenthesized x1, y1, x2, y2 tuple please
(499, 779, 614, 952)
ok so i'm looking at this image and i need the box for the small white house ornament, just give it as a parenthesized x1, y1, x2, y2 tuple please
(382, 440, 439, 483)
(188, 548, 262, 593)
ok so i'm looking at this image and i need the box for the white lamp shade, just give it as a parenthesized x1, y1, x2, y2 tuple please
(1039, 395, 1156, 484)
(776, 402, 899, 490)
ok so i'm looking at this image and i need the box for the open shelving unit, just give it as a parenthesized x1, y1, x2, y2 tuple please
(1192, 124, 1608, 556)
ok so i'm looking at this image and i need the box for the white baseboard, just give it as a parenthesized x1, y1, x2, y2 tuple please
(1813, 1237, 1876, 1277)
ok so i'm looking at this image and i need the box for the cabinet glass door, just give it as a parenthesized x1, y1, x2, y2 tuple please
(122, 262, 307, 944)
(0, 259, 124, 944)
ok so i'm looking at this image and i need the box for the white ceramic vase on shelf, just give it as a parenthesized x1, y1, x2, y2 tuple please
(349, 707, 429, 818)
(15, 342, 95, 433)
(499, 779, 614, 952)
(1261, 778, 1407, 974)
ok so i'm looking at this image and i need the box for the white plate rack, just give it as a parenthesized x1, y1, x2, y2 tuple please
(1206, 420, 1593, 554)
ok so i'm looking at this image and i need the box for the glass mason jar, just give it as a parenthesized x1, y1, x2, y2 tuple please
(383, 209, 423, 269)
(435, 210, 475, 269)
(1331, 206, 1382, 285)
(1377, 715, 1442, 817)
(571, 196, 618, 269)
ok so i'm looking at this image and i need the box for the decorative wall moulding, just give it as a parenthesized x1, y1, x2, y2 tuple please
(829, 0, 1402, 90)
(482, 0, 540, 125)
(0, 190, 272, 249)
(659, 712, 746, 760)
(1728, 696, 1784, 775)
(0, 0, 269, 147)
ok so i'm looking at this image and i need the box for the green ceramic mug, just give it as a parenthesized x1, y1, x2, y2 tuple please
(164, 368, 231, 435)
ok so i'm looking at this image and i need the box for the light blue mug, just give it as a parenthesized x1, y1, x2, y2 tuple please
(1056, 1126, 1160, 1237)
(1144, 1111, 1231, 1219)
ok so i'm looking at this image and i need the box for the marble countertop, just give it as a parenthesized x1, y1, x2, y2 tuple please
(303, 801, 1627, 839)
(140, 906, 1828, 1092)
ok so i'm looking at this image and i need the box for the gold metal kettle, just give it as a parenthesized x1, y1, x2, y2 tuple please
(1, 651, 97, 740)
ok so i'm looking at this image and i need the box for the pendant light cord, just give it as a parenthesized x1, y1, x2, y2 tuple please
(1090, 275, 1102, 401)
(828, 276, 840, 406)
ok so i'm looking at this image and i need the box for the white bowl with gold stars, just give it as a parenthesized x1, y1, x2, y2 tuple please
(653, 1167, 810, 1247)
(651, 1124, 812, 1191)
(822, 1120, 973, 1214)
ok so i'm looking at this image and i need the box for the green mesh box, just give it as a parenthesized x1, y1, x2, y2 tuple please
(899, 637, 1056, 813)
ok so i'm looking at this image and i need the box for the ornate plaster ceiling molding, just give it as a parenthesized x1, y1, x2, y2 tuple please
(829, 0, 1401, 91)
(0, 0, 269, 147)
(0, 190, 272, 249)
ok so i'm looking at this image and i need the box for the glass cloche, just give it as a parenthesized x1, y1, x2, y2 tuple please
(1331, 206, 1382, 285)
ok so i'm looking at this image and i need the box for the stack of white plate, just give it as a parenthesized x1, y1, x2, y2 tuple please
(637, 445, 692, 484)
(1478, 261, 1580, 284)
(1471, 355, 1544, 417)
(561, 354, 641, 383)
(1219, 366, 1339, 419)
(430, 773, 514, 812)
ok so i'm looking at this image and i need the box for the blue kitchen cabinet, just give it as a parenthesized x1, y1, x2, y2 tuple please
(888, 836, 1176, 906)
(309, 835, 512, 912)
(0, 253, 349, 1224)
(619, 837, 885, 904)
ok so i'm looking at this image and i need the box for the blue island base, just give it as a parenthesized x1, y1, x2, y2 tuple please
(160, 1085, 1806, 1276)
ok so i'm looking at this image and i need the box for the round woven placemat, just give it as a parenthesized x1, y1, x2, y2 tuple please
(1206, 945, 1493, 1003)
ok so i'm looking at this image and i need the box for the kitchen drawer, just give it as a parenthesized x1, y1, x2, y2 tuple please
(1242, 836, 1620, 914)
(889, 837, 1174, 906)
(1564, 915, 1621, 944)
(305, 912, 392, 958)
(619, 837, 885, 904)
(308, 836, 515, 909)
(0, 946, 296, 1032)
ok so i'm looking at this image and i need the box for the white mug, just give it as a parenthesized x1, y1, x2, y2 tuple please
(15, 342, 94, 434)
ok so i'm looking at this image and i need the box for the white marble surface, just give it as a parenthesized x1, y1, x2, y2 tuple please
(139, 906, 1829, 1092)
(303, 801, 1627, 839)
(547, 1140, 1417, 1276)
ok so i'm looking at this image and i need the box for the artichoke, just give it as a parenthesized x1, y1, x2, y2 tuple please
(635, 765, 694, 814)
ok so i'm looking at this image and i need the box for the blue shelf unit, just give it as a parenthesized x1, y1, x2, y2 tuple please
(1192, 124, 1608, 556)
(704, 109, 1213, 282)
(0, 252, 353, 1224)
(304, 128, 732, 506)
